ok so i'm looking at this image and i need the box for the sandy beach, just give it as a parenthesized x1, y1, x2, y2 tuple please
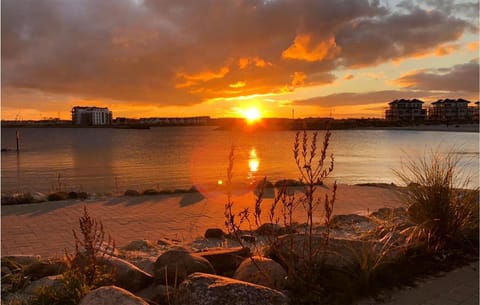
(1, 184, 402, 258)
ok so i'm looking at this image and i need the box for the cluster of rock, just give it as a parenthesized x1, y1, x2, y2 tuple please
(1, 208, 409, 305)
(2, 243, 289, 305)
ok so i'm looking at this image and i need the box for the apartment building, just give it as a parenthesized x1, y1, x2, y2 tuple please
(385, 99, 426, 121)
(71, 106, 112, 126)
(428, 99, 472, 121)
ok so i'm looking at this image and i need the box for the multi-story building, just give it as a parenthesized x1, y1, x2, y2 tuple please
(428, 99, 472, 121)
(71, 106, 112, 126)
(385, 99, 426, 121)
(473, 101, 479, 122)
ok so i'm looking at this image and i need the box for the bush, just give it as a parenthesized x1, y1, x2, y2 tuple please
(142, 189, 160, 195)
(1, 192, 36, 205)
(47, 192, 69, 201)
(68, 192, 78, 199)
(78, 192, 89, 200)
(395, 150, 479, 252)
(124, 189, 140, 196)
(30, 269, 90, 305)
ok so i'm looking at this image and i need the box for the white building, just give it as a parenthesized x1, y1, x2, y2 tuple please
(72, 106, 112, 126)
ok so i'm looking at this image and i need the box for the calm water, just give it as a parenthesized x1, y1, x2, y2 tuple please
(1, 127, 478, 194)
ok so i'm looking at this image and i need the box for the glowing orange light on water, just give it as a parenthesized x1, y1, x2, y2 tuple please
(248, 148, 259, 172)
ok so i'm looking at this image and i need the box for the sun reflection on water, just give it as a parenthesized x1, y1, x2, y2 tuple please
(248, 148, 260, 179)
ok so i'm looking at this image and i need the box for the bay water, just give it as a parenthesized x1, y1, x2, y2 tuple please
(1, 127, 478, 194)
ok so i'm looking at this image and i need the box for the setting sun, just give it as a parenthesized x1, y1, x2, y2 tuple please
(242, 106, 262, 124)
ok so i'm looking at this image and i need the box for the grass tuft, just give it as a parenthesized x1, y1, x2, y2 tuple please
(394, 150, 479, 252)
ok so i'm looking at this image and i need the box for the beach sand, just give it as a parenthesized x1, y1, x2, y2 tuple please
(1, 184, 403, 258)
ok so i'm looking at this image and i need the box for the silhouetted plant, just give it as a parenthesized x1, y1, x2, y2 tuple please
(66, 206, 116, 287)
(292, 130, 336, 277)
(224, 130, 338, 297)
(395, 150, 479, 253)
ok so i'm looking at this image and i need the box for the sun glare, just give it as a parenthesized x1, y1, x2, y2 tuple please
(242, 106, 262, 124)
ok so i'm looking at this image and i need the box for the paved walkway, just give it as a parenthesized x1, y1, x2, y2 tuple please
(366, 261, 479, 305)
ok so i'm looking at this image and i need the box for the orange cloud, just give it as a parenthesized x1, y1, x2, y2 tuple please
(291, 72, 306, 87)
(229, 81, 246, 88)
(392, 70, 423, 87)
(434, 44, 460, 56)
(238, 57, 250, 69)
(282, 35, 339, 62)
(238, 56, 272, 69)
(253, 57, 271, 67)
(344, 74, 354, 80)
(176, 67, 229, 88)
(467, 41, 479, 51)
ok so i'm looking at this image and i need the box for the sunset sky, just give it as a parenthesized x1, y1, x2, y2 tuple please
(2, 0, 479, 120)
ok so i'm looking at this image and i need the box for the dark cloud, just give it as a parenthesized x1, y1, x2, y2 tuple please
(395, 60, 480, 92)
(336, 8, 471, 67)
(1, 0, 476, 108)
(293, 90, 444, 107)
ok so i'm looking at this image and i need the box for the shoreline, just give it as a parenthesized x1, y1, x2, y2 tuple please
(1, 182, 400, 206)
(2, 123, 478, 133)
(354, 123, 479, 133)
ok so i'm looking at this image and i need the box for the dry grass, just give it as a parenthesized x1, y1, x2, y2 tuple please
(224, 130, 338, 302)
(394, 150, 479, 252)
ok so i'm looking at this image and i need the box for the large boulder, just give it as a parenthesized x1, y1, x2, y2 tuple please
(154, 247, 215, 285)
(370, 207, 407, 221)
(268, 234, 400, 269)
(80, 286, 149, 305)
(131, 257, 156, 275)
(176, 273, 289, 305)
(23, 275, 64, 295)
(96, 256, 153, 292)
(204, 228, 226, 239)
(124, 190, 140, 197)
(108, 256, 154, 292)
(72, 255, 153, 292)
(136, 284, 173, 304)
(331, 214, 371, 226)
(233, 256, 287, 289)
(197, 247, 251, 276)
(122, 239, 157, 252)
(23, 260, 68, 280)
(255, 223, 282, 236)
(2, 255, 41, 268)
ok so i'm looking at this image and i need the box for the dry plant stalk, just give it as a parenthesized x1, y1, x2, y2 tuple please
(223, 147, 273, 284)
(66, 206, 116, 286)
(293, 130, 335, 268)
(224, 129, 337, 284)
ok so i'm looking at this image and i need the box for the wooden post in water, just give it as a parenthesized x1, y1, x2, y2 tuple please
(16, 130, 20, 153)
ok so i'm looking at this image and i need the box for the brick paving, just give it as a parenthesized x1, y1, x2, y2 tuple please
(366, 261, 479, 305)
(1, 184, 402, 258)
